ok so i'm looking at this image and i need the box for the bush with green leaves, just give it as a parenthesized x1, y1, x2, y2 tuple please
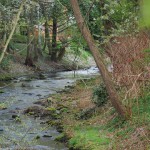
(92, 83, 109, 107)
(12, 34, 27, 43)
(0, 55, 11, 70)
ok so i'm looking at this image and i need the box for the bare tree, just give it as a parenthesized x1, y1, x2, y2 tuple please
(70, 0, 127, 118)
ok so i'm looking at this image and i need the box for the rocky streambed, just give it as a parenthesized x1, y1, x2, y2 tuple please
(0, 67, 99, 150)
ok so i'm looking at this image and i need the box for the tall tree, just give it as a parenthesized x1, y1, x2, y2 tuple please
(25, 25, 34, 66)
(43, 20, 52, 54)
(0, 0, 26, 64)
(70, 0, 127, 118)
(51, 1, 60, 62)
(51, 17, 57, 61)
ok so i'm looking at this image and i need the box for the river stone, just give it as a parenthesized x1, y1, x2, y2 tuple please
(0, 107, 7, 110)
(30, 145, 50, 150)
(18, 99, 23, 101)
(0, 128, 4, 132)
(15, 107, 21, 110)
(34, 100, 49, 106)
(22, 92, 33, 95)
(9, 110, 17, 113)
(43, 135, 52, 138)
(11, 145, 50, 150)
(29, 132, 36, 134)
(0, 90, 4, 93)
(36, 85, 40, 87)
(24, 105, 58, 119)
(12, 114, 19, 119)
(39, 73, 46, 79)
(40, 121, 46, 124)
(21, 83, 27, 87)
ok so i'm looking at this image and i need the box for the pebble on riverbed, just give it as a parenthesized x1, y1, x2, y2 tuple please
(12, 114, 19, 118)
(0, 90, 4, 93)
(12, 115, 21, 122)
(0, 128, 4, 132)
(43, 135, 52, 138)
(0, 103, 7, 110)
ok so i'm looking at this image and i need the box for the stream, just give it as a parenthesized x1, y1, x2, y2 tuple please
(0, 67, 99, 150)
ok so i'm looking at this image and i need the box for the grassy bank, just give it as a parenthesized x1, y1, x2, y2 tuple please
(47, 77, 150, 150)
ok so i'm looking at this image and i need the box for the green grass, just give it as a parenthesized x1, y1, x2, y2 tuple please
(69, 126, 110, 150)
(54, 78, 150, 150)
(105, 116, 126, 132)
(67, 79, 149, 149)
(104, 91, 150, 146)
(131, 93, 150, 126)
(0, 73, 14, 81)
(77, 77, 100, 88)
(115, 126, 135, 139)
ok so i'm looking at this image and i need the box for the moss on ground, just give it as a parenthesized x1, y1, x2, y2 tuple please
(0, 103, 7, 110)
(0, 73, 14, 81)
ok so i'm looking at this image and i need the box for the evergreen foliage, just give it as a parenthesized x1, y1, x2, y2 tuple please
(92, 83, 109, 107)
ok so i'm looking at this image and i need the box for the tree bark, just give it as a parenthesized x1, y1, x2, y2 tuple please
(51, 18, 57, 62)
(25, 26, 34, 66)
(70, 0, 127, 118)
(57, 47, 66, 61)
(0, 0, 26, 64)
(44, 20, 52, 54)
(34, 38, 38, 61)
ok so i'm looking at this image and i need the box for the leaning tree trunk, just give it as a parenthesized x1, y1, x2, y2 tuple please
(70, 0, 127, 118)
(0, 0, 26, 64)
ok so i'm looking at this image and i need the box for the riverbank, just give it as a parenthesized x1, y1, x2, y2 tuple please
(0, 49, 149, 149)
(0, 66, 99, 149)
(0, 47, 95, 81)
(31, 77, 150, 150)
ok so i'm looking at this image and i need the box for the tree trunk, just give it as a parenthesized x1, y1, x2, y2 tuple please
(44, 21, 51, 54)
(25, 27, 34, 66)
(51, 18, 57, 62)
(57, 47, 66, 61)
(42, 39, 47, 52)
(0, 0, 26, 64)
(70, 0, 127, 118)
(2, 23, 7, 45)
(34, 38, 38, 61)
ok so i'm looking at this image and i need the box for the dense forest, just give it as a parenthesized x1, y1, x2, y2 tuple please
(0, 0, 149, 150)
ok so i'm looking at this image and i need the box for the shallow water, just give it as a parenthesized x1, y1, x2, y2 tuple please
(0, 67, 99, 149)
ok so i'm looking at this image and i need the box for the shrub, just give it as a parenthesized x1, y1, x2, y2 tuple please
(0, 56, 11, 70)
(92, 83, 109, 106)
(12, 34, 27, 43)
